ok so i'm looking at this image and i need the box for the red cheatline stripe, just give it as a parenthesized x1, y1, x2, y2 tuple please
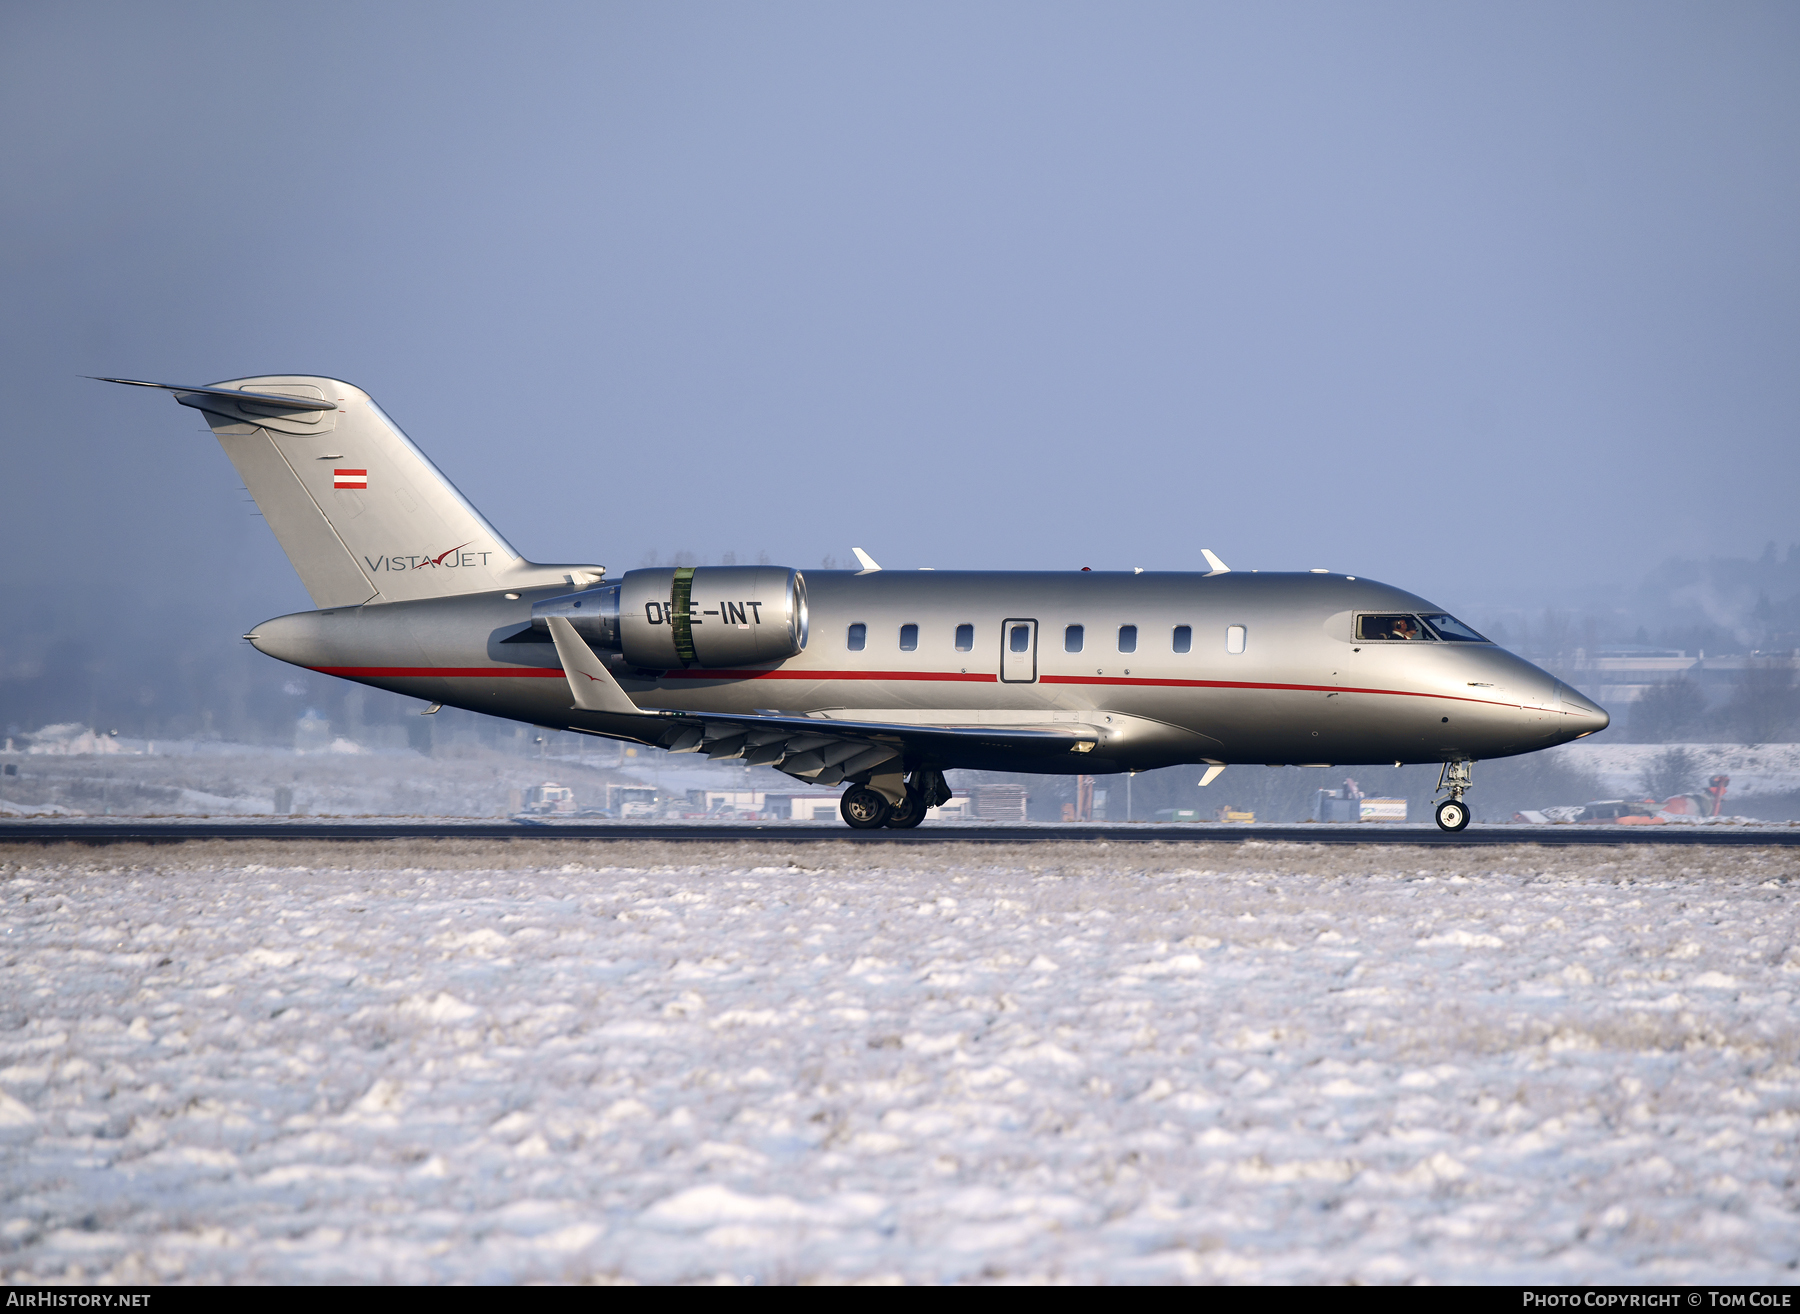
(308, 666, 994, 682)
(660, 668, 996, 683)
(304, 665, 1568, 713)
(310, 666, 565, 678)
(1038, 673, 1555, 711)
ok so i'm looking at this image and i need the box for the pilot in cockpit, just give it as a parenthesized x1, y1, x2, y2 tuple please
(1390, 617, 1421, 640)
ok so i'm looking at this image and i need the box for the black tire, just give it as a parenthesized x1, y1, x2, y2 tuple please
(1436, 799, 1471, 832)
(885, 786, 927, 829)
(840, 785, 892, 830)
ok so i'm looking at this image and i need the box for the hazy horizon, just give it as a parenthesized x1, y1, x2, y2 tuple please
(3, 1, 1797, 737)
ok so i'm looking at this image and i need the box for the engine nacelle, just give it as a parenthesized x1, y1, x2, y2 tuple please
(532, 566, 808, 669)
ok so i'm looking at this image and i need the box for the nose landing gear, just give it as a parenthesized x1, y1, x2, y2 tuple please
(1434, 759, 1473, 832)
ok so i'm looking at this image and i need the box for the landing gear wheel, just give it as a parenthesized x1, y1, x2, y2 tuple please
(1435, 799, 1470, 832)
(840, 785, 892, 830)
(885, 786, 926, 829)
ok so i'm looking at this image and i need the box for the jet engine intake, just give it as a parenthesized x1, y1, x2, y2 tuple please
(532, 566, 807, 669)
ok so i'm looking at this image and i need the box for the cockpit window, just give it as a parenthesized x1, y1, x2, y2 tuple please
(1420, 613, 1488, 642)
(1356, 614, 1431, 642)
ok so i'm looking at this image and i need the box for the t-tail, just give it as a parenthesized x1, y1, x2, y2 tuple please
(99, 375, 601, 607)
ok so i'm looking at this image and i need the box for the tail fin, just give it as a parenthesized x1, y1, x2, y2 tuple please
(103, 375, 600, 607)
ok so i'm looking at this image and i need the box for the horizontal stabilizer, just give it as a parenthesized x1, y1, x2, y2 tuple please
(93, 377, 338, 412)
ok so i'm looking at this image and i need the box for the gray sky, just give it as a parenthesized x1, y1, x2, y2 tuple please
(4, 0, 1797, 638)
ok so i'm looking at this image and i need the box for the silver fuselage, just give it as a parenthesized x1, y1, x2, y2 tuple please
(250, 569, 1607, 775)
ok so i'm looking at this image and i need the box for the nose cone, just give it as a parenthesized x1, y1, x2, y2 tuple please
(1559, 684, 1610, 737)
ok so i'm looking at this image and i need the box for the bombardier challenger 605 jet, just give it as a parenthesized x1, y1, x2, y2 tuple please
(104, 375, 1608, 830)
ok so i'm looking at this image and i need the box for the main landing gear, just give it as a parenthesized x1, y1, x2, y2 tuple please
(884, 786, 927, 829)
(840, 768, 951, 830)
(1434, 759, 1474, 832)
(839, 785, 893, 829)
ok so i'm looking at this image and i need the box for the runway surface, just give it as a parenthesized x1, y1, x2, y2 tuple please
(2, 819, 1795, 846)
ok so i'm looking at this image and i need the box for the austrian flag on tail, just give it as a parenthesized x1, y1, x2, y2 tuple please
(333, 468, 367, 490)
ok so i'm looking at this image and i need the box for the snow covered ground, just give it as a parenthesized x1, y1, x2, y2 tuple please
(2, 838, 1797, 1284)
(1550, 741, 1800, 799)
(0, 742, 653, 819)
(0, 735, 813, 819)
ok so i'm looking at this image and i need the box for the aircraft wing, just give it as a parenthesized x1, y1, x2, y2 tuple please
(644, 710, 1097, 785)
(545, 617, 1096, 783)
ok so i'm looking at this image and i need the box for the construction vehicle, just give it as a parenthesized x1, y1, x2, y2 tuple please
(521, 782, 577, 814)
(1514, 777, 1729, 824)
(605, 783, 660, 819)
(1311, 783, 1407, 822)
(1656, 774, 1730, 818)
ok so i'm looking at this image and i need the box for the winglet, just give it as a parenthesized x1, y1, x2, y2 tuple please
(851, 547, 881, 572)
(1201, 549, 1230, 576)
(1199, 764, 1226, 787)
(545, 616, 641, 715)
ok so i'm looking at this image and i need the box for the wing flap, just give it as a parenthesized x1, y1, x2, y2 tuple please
(644, 711, 1097, 784)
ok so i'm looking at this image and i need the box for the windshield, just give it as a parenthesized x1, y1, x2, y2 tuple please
(1356, 614, 1431, 641)
(1420, 613, 1488, 642)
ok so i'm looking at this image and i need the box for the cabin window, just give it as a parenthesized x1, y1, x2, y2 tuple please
(847, 622, 866, 651)
(1356, 614, 1432, 642)
(1118, 625, 1137, 653)
(1172, 625, 1192, 653)
(1064, 624, 1084, 653)
(1420, 613, 1488, 642)
(1011, 624, 1031, 653)
(955, 623, 973, 651)
(1226, 624, 1246, 655)
(899, 623, 918, 651)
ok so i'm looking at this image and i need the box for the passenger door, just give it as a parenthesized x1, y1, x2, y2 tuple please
(1000, 619, 1038, 683)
